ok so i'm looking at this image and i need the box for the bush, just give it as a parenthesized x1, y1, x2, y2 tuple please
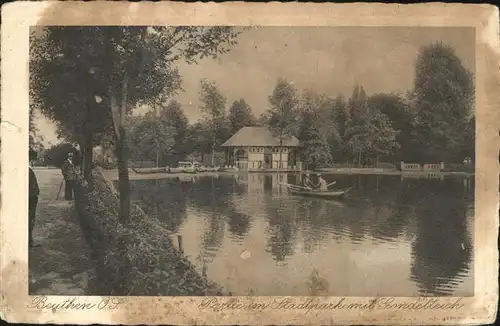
(71, 167, 223, 296)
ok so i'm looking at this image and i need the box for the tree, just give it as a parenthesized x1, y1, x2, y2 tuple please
(31, 26, 242, 222)
(345, 112, 399, 165)
(461, 116, 475, 161)
(348, 84, 368, 121)
(331, 95, 349, 160)
(126, 114, 175, 165)
(342, 84, 402, 165)
(366, 112, 400, 164)
(198, 79, 227, 165)
(298, 110, 332, 169)
(228, 98, 256, 135)
(187, 121, 213, 163)
(367, 93, 414, 161)
(345, 85, 370, 163)
(267, 78, 299, 168)
(159, 99, 189, 165)
(30, 28, 118, 179)
(412, 42, 475, 163)
(255, 113, 270, 126)
(297, 91, 337, 169)
(345, 118, 371, 165)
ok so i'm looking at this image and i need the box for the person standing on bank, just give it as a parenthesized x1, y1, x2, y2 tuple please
(29, 150, 40, 248)
(61, 152, 76, 200)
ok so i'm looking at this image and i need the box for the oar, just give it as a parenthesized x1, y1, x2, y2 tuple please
(326, 181, 337, 188)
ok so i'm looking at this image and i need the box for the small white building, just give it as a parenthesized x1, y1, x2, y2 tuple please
(221, 126, 302, 171)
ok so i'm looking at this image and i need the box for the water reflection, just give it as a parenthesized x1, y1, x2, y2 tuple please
(130, 172, 474, 296)
(264, 184, 297, 262)
(129, 179, 188, 233)
(409, 178, 473, 296)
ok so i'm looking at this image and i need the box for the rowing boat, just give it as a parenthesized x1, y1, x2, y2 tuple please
(287, 187, 351, 199)
(281, 182, 351, 200)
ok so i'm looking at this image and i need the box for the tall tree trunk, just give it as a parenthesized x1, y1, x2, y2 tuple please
(155, 107, 160, 168)
(155, 139, 160, 168)
(82, 89, 94, 181)
(109, 75, 131, 223)
(212, 138, 215, 166)
(115, 125, 131, 223)
(83, 127, 93, 182)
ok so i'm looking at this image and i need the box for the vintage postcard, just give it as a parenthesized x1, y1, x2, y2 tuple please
(1, 1, 499, 325)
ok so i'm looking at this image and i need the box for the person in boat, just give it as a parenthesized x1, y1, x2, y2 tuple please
(316, 173, 328, 192)
(302, 172, 314, 190)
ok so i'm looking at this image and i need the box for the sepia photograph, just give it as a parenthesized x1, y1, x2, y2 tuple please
(1, 2, 498, 325)
(28, 25, 475, 297)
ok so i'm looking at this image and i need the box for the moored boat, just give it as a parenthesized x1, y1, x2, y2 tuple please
(176, 161, 199, 174)
(166, 167, 184, 174)
(219, 166, 239, 172)
(132, 167, 168, 174)
(204, 166, 221, 172)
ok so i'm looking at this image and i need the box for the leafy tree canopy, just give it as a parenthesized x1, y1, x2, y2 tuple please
(412, 42, 475, 162)
(267, 78, 299, 140)
(228, 98, 256, 135)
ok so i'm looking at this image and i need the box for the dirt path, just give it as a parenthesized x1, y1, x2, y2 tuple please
(29, 169, 96, 295)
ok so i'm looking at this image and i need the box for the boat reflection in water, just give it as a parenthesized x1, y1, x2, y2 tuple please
(129, 173, 474, 296)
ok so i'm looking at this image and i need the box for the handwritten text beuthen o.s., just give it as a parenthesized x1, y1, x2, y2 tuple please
(27, 296, 126, 311)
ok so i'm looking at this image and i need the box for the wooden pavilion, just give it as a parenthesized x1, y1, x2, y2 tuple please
(221, 126, 302, 171)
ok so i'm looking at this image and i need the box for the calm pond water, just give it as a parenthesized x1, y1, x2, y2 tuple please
(128, 173, 474, 296)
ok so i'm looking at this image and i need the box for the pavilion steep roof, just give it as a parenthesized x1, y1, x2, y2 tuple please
(222, 126, 300, 147)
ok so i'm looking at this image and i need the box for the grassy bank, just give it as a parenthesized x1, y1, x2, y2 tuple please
(72, 167, 223, 295)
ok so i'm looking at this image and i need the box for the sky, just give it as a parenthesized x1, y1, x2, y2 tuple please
(33, 26, 475, 146)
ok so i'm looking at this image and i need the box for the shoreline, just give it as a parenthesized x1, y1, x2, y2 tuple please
(100, 168, 474, 181)
(94, 168, 224, 295)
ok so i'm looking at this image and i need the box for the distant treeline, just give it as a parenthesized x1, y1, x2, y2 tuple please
(120, 42, 474, 167)
(34, 39, 474, 169)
